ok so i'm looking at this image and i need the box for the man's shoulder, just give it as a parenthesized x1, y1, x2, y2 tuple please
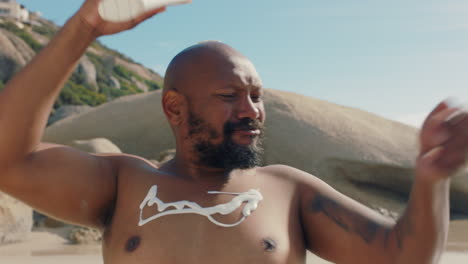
(100, 153, 161, 177)
(259, 164, 315, 176)
(257, 164, 320, 185)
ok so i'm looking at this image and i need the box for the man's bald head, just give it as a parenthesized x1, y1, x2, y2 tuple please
(163, 41, 260, 96)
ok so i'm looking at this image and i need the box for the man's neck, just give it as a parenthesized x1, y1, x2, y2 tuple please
(159, 156, 233, 188)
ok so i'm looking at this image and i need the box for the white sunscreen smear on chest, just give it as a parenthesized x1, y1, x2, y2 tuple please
(98, 0, 191, 23)
(139, 185, 263, 227)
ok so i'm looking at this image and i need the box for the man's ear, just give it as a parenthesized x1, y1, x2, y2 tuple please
(163, 89, 185, 126)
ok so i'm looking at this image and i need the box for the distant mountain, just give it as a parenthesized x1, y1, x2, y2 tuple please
(0, 12, 164, 110)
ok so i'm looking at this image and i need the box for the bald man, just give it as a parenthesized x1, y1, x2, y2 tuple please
(1, 1, 467, 263)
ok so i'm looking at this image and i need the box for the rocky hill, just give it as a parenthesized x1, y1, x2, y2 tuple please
(0, 12, 164, 113)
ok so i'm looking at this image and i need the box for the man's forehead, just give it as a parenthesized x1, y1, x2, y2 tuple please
(213, 56, 263, 89)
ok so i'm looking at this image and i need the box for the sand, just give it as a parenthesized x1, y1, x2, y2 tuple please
(1, 221, 467, 264)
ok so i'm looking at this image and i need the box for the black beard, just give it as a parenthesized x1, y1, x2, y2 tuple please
(188, 113, 264, 171)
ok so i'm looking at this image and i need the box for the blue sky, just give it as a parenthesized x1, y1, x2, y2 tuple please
(18, 0, 468, 127)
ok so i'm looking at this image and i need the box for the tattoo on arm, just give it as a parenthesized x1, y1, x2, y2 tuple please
(310, 194, 401, 247)
(394, 214, 413, 250)
(383, 229, 391, 249)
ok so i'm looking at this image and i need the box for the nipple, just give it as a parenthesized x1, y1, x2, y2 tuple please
(125, 236, 141, 253)
(262, 238, 277, 252)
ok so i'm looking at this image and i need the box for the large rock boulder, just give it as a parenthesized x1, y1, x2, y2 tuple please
(43, 89, 468, 217)
(44, 91, 174, 159)
(76, 56, 98, 91)
(0, 192, 33, 244)
(109, 75, 121, 89)
(132, 76, 149, 92)
(0, 29, 35, 82)
(48, 105, 93, 125)
(69, 138, 122, 154)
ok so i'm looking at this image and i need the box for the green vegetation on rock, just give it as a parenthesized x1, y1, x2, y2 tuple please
(0, 80, 4, 91)
(121, 81, 144, 94)
(32, 24, 57, 38)
(86, 52, 112, 86)
(85, 53, 146, 101)
(91, 40, 136, 64)
(113, 65, 134, 81)
(99, 81, 143, 99)
(0, 22, 43, 52)
(113, 65, 161, 91)
(55, 81, 106, 108)
(145, 79, 161, 91)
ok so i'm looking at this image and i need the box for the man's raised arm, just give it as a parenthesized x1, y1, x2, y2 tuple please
(296, 101, 468, 264)
(0, 0, 166, 229)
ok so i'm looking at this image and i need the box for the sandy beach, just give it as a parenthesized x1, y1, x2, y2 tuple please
(0, 221, 467, 264)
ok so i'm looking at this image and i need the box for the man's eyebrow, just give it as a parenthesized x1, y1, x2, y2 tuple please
(215, 85, 240, 91)
(220, 84, 263, 90)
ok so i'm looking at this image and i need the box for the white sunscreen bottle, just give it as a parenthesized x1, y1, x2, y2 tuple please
(98, 0, 191, 23)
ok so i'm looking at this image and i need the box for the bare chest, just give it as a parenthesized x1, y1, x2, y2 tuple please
(102, 177, 305, 264)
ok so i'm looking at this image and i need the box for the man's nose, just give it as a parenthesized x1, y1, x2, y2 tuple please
(237, 97, 260, 120)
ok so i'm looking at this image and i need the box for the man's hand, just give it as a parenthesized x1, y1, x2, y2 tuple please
(76, 0, 167, 37)
(417, 100, 468, 182)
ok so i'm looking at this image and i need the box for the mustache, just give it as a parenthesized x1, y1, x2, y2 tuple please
(224, 118, 264, 134)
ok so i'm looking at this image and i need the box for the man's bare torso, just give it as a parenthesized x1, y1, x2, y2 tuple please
(101, 158, 306, 264)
